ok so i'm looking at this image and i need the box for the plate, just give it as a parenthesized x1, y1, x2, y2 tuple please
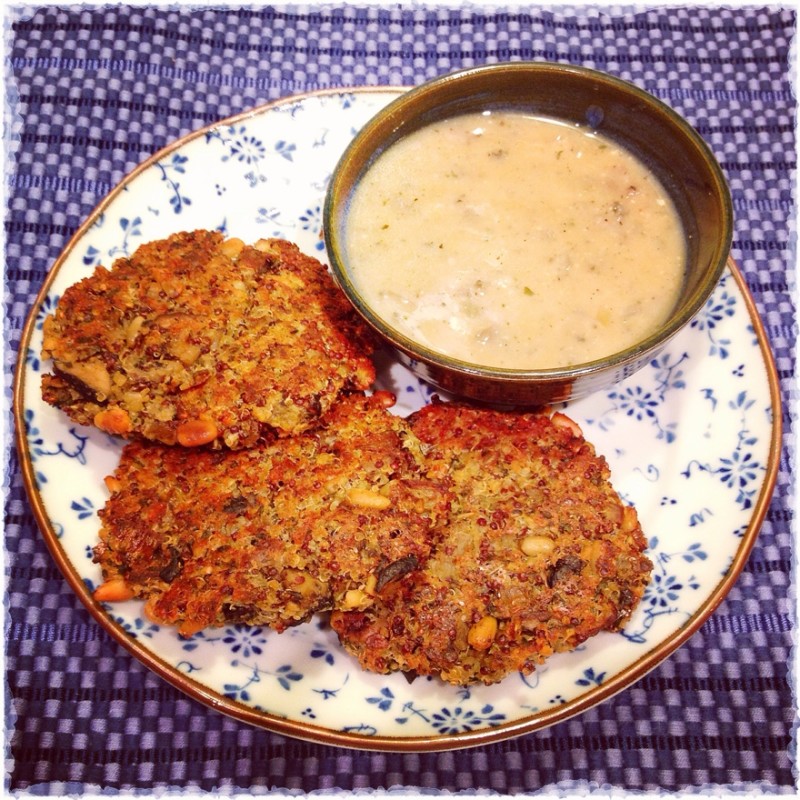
(13, 88, 782, 751)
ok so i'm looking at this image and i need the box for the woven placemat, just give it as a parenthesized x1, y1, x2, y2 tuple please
(5, 4, 796, 794)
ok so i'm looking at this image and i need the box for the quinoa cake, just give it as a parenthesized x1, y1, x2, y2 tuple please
(41, 230, 378, 449)
(331, 401, 652, 686)
(92, 393, 451, 637)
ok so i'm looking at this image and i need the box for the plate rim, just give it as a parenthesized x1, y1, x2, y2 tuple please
(11, 86, 784, 752)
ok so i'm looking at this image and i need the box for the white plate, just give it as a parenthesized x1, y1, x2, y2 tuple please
(14, 89, 781, 751)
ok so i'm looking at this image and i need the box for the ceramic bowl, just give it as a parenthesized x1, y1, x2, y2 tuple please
(323, 62, 733, 406)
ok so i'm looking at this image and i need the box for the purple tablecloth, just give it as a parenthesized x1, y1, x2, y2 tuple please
(5, 4, 796, 794)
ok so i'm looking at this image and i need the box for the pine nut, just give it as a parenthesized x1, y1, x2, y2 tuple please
(346, 487, 391, 510)
(177, 618, 206, 638)
(219, 237, 245, 260)
(371, 390, 396, 408)
(176, 418, 219, 447)
(551, 412, 583, 438)
(93, 577, 134, 603)
(343, 588, 370, 609)
(94, 407, 132, 435)
(520, 535, 555, 557)
(621, 505, 639, 532)
(254, 238, 278, 254)
(467, 615, 498, 651)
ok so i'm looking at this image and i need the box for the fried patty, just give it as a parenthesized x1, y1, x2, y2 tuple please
(92, 393, 451, 637)
(331, 401, 652, 686)
(41, 230, 377, 448)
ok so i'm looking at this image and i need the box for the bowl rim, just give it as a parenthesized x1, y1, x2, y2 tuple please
(323, 60, 734, 380)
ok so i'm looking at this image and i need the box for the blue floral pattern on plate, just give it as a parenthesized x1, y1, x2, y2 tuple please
(17, 89, 778, 747)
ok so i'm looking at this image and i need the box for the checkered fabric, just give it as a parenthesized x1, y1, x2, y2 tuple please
(4, 3, 796, 795)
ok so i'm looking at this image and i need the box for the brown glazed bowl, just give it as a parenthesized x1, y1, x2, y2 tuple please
(323, 62, 733, 406)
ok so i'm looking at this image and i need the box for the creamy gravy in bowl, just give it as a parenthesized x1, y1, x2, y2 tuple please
(343, 111, 686, 370)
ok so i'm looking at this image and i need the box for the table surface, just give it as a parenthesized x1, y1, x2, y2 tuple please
(5, 3, 796, 795)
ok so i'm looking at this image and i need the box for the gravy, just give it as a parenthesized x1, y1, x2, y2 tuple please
(344, 111, 686, 369)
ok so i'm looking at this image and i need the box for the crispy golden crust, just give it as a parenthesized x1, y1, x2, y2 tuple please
(331, 401, 652, 686)
(93, 394, 451, 637)
(41, 231, 378, 448)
